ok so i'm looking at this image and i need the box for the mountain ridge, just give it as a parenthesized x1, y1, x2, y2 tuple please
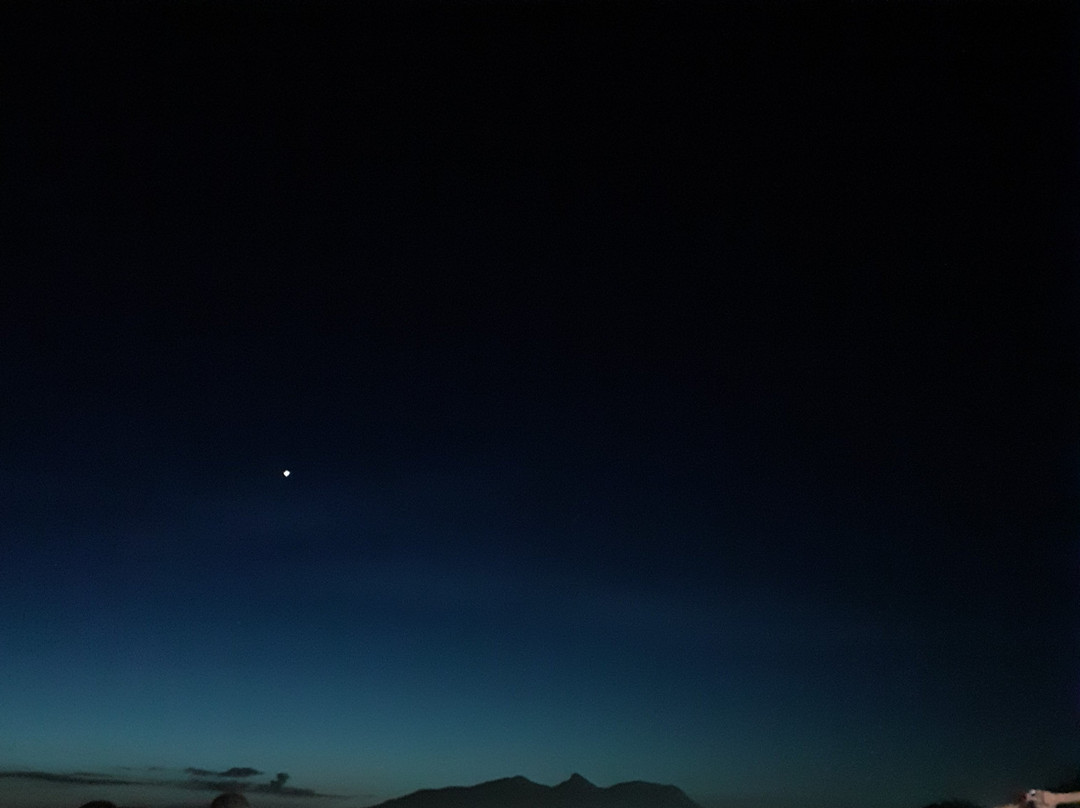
(366, 775, 702, 808)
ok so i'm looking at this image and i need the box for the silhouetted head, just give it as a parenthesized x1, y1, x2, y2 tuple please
(78, 802, 117, 808)
(211, 793, 251, 808)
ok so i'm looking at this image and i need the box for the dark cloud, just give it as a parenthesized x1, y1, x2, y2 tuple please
(181, 767, 326, 799)
(0, 768, 332, 799)
(185, 779, 256, 794)
(185, 767, 262, 779)
(185, 781, 321, 798)
(0, 771, 138, 786)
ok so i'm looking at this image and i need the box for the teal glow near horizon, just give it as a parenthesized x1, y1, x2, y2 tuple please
(1, 2, 1074, 808)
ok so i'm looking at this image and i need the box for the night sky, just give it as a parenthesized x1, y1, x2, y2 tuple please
(1, 2, 1078, 808)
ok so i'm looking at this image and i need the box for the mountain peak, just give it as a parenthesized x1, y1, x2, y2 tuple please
(368, 774, 703, 808)
(557, 774, 597, 790)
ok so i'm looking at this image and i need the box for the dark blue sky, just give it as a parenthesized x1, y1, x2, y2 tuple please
(1, 2, 1077, 808)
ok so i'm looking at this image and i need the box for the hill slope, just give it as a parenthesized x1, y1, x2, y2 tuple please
(368, 775, 702, 808)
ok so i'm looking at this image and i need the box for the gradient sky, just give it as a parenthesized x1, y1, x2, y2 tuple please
(1, 2, 1078, 808)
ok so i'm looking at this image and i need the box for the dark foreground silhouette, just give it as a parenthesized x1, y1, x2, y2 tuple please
(367, 774, 702, 808)
(77, 792, 250, 808)
(75, 778, 697, 808)
(211, 793, 251, 808)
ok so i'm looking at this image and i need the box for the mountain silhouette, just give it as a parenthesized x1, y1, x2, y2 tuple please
(554, 774, 600, 795)
(367, 775, 702, 808)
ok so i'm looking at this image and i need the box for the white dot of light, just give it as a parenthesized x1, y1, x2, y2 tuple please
(283, 470, 291, 477)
